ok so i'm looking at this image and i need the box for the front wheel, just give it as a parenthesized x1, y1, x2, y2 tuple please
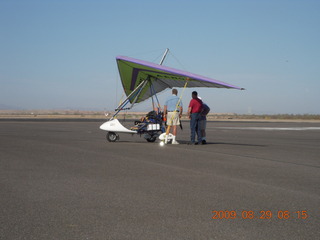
(107, 132, 119, 142)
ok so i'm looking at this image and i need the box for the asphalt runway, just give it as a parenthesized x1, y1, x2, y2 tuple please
(0, 120, 319, 240)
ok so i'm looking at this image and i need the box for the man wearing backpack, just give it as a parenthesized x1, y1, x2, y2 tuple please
(198, 97, 210, 144)
(187, 91, 203, 145)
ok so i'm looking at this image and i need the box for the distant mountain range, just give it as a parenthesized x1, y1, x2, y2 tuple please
(0, 104, 105, 111)
(0, 104, 23, 110)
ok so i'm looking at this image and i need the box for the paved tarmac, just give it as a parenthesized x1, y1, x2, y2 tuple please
(0, 120, 319, 240)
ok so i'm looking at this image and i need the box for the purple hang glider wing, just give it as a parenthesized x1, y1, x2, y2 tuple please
(116, 56, 244, 103)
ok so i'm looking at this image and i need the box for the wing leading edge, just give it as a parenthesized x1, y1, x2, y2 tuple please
(116, 55, 244, 104)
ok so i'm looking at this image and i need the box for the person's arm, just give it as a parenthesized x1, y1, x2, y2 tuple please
(154, 106, 160, 112)
(200, 105, 205, 116)
(187, 100, 193, 119)
(188, 107, 192, 119)
(179, 106, 183, 118)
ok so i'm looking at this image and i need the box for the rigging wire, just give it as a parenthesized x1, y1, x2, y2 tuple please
(149, 80, 162, 112)
(168, 50, 189, 71)
(115, 70, 118, 110)
(118, 91, 126, 106)
(152, 52, 166, 64)
(126, 48, 167, 62)
(152, 84, 162, 111)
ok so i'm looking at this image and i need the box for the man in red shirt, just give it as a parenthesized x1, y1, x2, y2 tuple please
(187, 91, 203, 144)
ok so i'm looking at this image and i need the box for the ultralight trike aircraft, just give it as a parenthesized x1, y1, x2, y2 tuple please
(100, 49, 244, 143)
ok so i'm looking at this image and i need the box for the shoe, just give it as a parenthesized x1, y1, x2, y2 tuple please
(202, 140, 207, 145)
(172, 136, 179, 144)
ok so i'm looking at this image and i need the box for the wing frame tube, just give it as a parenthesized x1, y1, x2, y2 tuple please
(112, 78, 148, 120)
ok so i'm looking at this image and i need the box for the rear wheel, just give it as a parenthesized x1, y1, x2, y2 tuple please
(107, 132, 119, 142)
(145, 133, 157, 142)
(146, 136, 157, 142)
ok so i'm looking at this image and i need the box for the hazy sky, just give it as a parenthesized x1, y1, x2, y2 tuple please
(1, 0, 319, 114)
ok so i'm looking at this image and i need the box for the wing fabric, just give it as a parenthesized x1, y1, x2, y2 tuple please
(116, 56, 243, 104)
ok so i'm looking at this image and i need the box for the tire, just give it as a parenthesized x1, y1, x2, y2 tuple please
(107, 132, 119, 142)
(146, 135, 157, 142)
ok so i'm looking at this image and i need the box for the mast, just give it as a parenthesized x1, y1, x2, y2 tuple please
(159, 48, 169, 65)
(149, 48, 169, 110)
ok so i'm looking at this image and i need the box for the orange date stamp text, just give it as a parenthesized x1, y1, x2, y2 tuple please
(211, 210, 308, 220)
